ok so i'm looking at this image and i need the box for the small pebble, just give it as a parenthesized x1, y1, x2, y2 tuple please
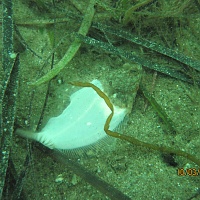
(55, 174, 64, 183)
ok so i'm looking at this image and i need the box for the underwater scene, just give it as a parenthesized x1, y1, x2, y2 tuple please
(1, 0, 200, 199)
